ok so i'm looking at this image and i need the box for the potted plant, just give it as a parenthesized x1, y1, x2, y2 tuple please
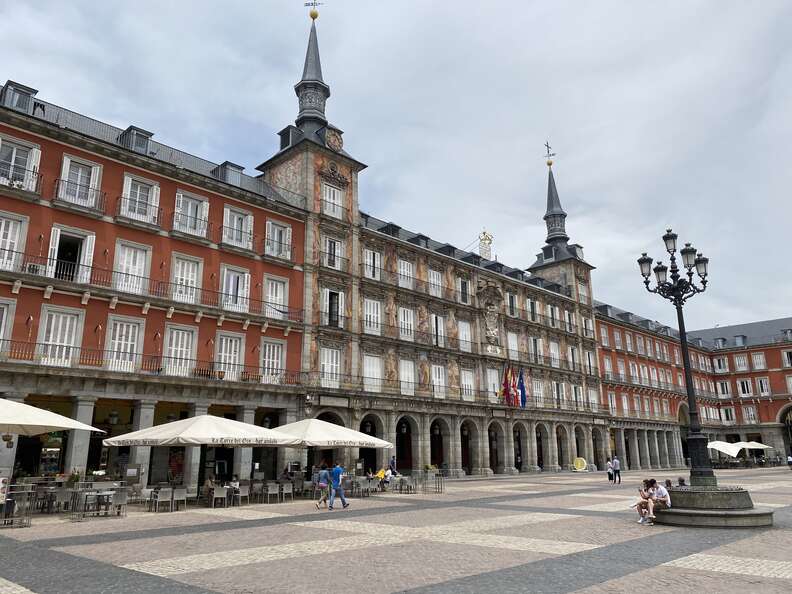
(66, 469, 81, 487)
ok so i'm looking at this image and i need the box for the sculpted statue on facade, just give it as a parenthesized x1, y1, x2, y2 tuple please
(477, 279, 503, 347)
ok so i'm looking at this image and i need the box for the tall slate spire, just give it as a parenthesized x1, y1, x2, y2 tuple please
(543, 164, 569, 244)
(295, 17, 330, 134)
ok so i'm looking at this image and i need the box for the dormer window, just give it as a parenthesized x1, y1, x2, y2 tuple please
(1, 81, 37, 114)
(119, 126, 153, 155)
(735, 335, 746, 347)
(715, 337, 726, 349)
(212, 161, 244, 186)
(542, 245, 555, 262)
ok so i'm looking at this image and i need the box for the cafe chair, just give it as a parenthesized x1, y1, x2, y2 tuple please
(211, 486, 228, 508)
(266, 482, 280, 504)
(172, 488, 187, 511)
(154, 488, 173, 512)
(235, 485, 250, 506)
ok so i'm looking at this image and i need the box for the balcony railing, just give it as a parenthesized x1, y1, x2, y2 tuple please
(0, 163, 41, 194)
(218, 225, 254, 250)
(0, 249, 304, 323)
(172, 211, 211, 239)
(262, 237, 293, 262)
(319, 310, 349, 329)
(359, 264, 475, 305)
(320, 251, 349, 272)
(53, 179, 106, 212)
(321, 199, 349, 221)
(116, 195, 161, 227)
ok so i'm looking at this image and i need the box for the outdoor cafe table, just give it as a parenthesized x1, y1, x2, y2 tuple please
(71, 489, 115, 521)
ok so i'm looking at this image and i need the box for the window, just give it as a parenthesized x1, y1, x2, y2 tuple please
(506, 292, 517, 316)
(398, 259, 414, 289)
(553, 382, 565, 408)
(487, 368, 500, 403)
(568, 346, 579, 370)
(321, 288, 345, 328)
(713, 356, 729, 373)
(164, 326, 196, 377)
(603, 357, 613, 377)
(646, 340, 653, 358)
(45, 228, 94, 284)
(430, 313, 445, 347)
(662, 343, 670, 361)
(39, 308, 82, 367)
(752, 352, 766, 370)
(644, 397, 651, 417)
(216, 333, 243, 381)
(578, 283, 589, 304)
(655, 341, 661, 359)
(114, 242, 149, 295)
(222, 206, 253, 249)
(320, 347, 341, 388)
(721, 407, 735, 423)
(58, 156, 100, 208)
(261, 340, 284, 384)
(782, 351, 792, 368)
(608, 391, 617, 413)
(0, 214, 24, 271)
(674, 347, 680, 365)
(0, 136, 40, 192)
(527, 299, 538, 322)
(507, 331, 519, 360)
(398, 307, 414, 341)
(363, 354, 382, 392)
(586, 351, 596, 375)
(600, 326, 610, 347)
(617, 358, 626, 378)
(757, 377, 770, 396)
(572, 385, 582, 408)
(743, 405, 757, 424)
(564, 310, 575, 333)
(625, 333, 633, 352)
(220, 266, 250, 313)
(121, 175, 160, 225)
(460, 369, 475, 401)
(264, 220, 292, 260)
(613, 330, 622, 349)
(322, 182, 343, 218)
(428, 269, 443, 297)
(734, 354, 749, 372)
(173, 192, 209, 238)
(264, 277, 288, 320)
(431, 364, 446, 398)
(529, 336, 543, 364)
(363, 249, 381, 280)
(0, 300, 13, 343)
(2, 85, 33, 112)
(363, 298, 381, 336)
(457, 277, 470, 304)
(787, 376, 792, 395)
(549, 341, 560, 368)
(650, 367, 658, 387)
(172, 256, 201, 304)
(640, 364, 649, 385)
(458, 319, 471, 353)
(105, 317, 142, 372)
(399, 359, 415, 395)
(323, 237, 344, 270)
(678, 372, 684, 386)
(583, 318, 594, 338)
(629, 362, 639, 382)
(737, 378, 752, 397)
(636, 335, 645, 355)
(533, 378, 544, 405)
(547, 304, 560, 328)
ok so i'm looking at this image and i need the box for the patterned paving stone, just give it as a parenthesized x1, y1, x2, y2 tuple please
(0, 577, 36, 594)
(663, 553, 792, 579)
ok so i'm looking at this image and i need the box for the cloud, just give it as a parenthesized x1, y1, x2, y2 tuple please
(3, 0, 790, 329)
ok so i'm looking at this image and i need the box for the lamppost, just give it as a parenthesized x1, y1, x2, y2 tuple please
(637, 229, 716, 487)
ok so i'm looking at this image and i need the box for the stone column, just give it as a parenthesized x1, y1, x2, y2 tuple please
(628, 428, 641, 471)
(384, 411, 397, 470)
(449, 416, 464, 477)
(503, 420, 517, 474)
(614, 428, 627, 470)
(673, 430, 685, 467)
(547, 422, 560, 472)
(567, 424, 578, 468)
(648, 430, 660, 468)
(658, 431, 670, 468)
(277, 406, 304, 472)
(183, 403, 208, 490)
(128, 400, 156, 486)
(584, 426, 596, 470)
(526, 421, 539, 471)
(233, 405, 256, 480)
(0, 393, 27, 479)
(63, 396, 96, 476)
(477, 420, 492, 475)
(638, 429, 651, 470)
(418, 414, 430, 472)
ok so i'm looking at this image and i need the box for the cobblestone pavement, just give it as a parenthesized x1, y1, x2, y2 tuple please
(0, 467, 790, 593)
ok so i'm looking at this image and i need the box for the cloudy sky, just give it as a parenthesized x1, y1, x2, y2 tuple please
(3, 1, 790, 330)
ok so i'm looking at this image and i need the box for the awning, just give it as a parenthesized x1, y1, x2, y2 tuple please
(0, 398, 103, 436)
(275, 418, 394, 448)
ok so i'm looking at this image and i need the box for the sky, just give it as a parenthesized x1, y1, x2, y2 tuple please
(2, 0, 790, 330)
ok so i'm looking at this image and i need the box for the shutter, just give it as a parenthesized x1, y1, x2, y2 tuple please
(149, 185, 160, 224)
(284, 225, 292, 259)
(244, 214, 254, 247)
(222, 207, 230, 241)
(174, 191, 183, 229)
(59, 156, 71, 187)
(322, 288, 329, 325)
(265, 220, 273, 254)
(338, 291, 345, 329)
(241, 273, 251, 311)
(122, 175, 132, 197)
(79, 234, 95, 284)
(199, 200, 209, 229)
(46, 228, 61, 277)
(88, 164, 100, 192)
(29, 147, 41, 172)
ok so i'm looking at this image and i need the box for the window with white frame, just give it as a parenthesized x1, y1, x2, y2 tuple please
(321, 288, 345, 328)
(653, 397, 660, 417)
(222, 206, 253, 249)
(216, 333, 243, 381)
(644, 397, 651, 417)
(662, 343, 670, 361)
(58, 155, 101, 208)
(398, 307, 414, 341)
(458, 319, 471, 353)
(322, 237, 344, 270)
(720, 406, 735, 423)
(45, 227, 95, 283)
(106, 316, 142, 372)
(547, 304, 560, 328)
(264, 277, 288, 320)
(553, 381, 565, 408)
(636, 335, 645, 355)
(640, 364, 649, 385)
(742, 405, 758, 424)
(114, 241, 149, 295)
(677, 372, 684, 386)
(734, 354, 749, 371)
(650, 367, 658, 387)
(430, 313, 445, 347)
(752, 352, 766, 370)
(487, 368, 500, 403)
(655, 341, 661, 358)
(320, 346, 341, 388)
(617, 358, 626, 378)
(398, 259, 414, 289)
(122, 175, 160, 225)
(399, 359, 415, 395)
(564, 310, 575, 333)
(363, 298, 382, 336)
(583, 317, 594, 338)
(0, 213, 24, 271)
(714, 356, 729, 372)
(528, 299, 538, 322)
(264, 220, 292, 260)
(431, 364, 446, 398)
(428, 269, 443, 297)
(568, 346, 579, 370)
(782, 351, 792, 368)
(603, 357, 613, 377)
(172, 255, 201, 304)
(507, 331, 519, 360)
(322, 182, 343, 218)
(549, 341, 560, 367)
(260, 340, 284, 384)
(757, 377, 770, 396)
(363, 354, 382, 392)
(572, 385, 582, 407)
(460, 369, 475, 401)
(626, 332, 633, 352)
(662, 400, 670, 417)
(164, 325, 196, 377)
(0, 135, 40, 192)
(600, 326, 610, 347)
(787, 375, 792, 395)
(173, 191, 209, 237)
(533, 378, 544, 405)
(673, 347, 680, 364)
(737, 378, 752, 397)
(578, 283, 589, 304)
(529, 336, 542, 363)
(362, 248, 381, 280)
(586, 351, 596, 375)
(38, 307, 82, 367)
(629, 361, 639, 382)
(457, 277, 470, 304)
(646, 340, 653, 358)
(613, 330, 622, 349)
(608, 391, 617, 413)
(220, 266, 250, 313)
(621, 394, 629, 416)
(0, 300, 13, 343)
(506, 292, 517, 316)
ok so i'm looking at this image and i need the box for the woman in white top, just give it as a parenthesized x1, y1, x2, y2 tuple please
(606, 459, 614, 484)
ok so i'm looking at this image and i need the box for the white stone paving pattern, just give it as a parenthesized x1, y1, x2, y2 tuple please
(0, 577, 36, 594)
(664, 553, 792, 580)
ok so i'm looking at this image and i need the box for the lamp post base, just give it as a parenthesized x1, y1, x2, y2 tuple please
(685, 432, 717, 487)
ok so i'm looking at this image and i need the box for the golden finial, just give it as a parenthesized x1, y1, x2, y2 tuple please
(310, 8, 319, 20)
(305, 1, 322, 20)
(544, 141, 556, 167)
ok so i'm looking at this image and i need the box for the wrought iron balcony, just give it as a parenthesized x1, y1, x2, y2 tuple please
(262, 237, 293, 262)
(0, 163, 41, 194)
(172, 210, 211, 239)
(53, 179, 106, 213)
(116, 195, 161, 227)
(320, 251, 349, 272)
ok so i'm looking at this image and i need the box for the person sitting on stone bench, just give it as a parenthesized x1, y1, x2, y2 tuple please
(645, 478, 671, 522)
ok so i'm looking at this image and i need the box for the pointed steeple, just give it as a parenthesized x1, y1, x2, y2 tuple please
(295, 16, 331, 134)
(543, 163, 569, 244)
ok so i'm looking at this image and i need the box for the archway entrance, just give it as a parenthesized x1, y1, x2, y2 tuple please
(782, 406, 792, 457)
(396, 417, 415, 472)
(556, 425, 569, 469)
(488, 422, 504, 473)
(678, 405, 690, 462)
(536, 424, 548, 469)
(307, 411, 345, 471)
(460, 420, 476, 474)
(359, 415, 382, 474)
(513, 426, 524, 471)
(592, 429, 603, 469)
(574, 426, 586, 463)
(429, 419, 449, 470)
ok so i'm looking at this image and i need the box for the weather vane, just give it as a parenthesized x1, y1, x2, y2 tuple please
(305, 1, 323, 19)
(544, 141, 556, 167)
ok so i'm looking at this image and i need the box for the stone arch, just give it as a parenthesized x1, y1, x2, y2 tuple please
(428, 416, 452, 471)
(556, 424, 570, 469)
(459, 417, 480, 475)
(535, 421, 551, 470)
(396, 414, 420, 473)
(512, 420, 532, 472)
(487, 419, 506, 473)
(573, 424, 587, 464)
(307, 409, 348, 470)
(315, 409, 348, 426)
(359, 412, 387, 473)
(591, 426, 608, 470)
(777, 404, 792, 457)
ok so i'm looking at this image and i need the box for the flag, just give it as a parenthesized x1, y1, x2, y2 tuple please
(501, 365, 512, 406)
(517, 368, 527, 408)
(511, 366, 519, 408)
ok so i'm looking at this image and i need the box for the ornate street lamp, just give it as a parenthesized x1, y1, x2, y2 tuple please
(638, 229, 714, 487)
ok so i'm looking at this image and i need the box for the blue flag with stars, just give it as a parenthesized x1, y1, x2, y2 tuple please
(517, 368, 527, 409)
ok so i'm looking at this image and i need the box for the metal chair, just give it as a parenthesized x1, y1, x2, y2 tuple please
(113, 489, 128, 517)
(251, 482, 264, 503)
(211, 486, 228, 508)
(172, 488, 187, 511)
(54, 488, 71, 512)
(266, 482, 280, 503)
(292, 479, 304, 497)
(185, 486, 199, 506)
(281, 482, 294, 502)
(154, 488, 173, 512)
(235, 485, 250, 506)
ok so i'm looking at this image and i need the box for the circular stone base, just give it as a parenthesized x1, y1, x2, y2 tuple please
(669, 485, 754, 510)
(655, 507, 774, 528)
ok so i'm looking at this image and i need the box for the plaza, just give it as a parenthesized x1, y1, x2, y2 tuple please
(0, 467, 791, 593)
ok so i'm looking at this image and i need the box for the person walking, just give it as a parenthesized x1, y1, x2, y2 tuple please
(612, 455, 621, 484)
(315, 464, 331, 510)
(328, 462, 349, 510)
(389, 455, 397, 475)
(606, 458, 614, 484)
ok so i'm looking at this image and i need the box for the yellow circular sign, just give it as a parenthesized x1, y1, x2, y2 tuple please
(573, 457, 587, 471)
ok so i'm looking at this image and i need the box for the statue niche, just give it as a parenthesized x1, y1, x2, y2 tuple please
(477, 279, 503, 354)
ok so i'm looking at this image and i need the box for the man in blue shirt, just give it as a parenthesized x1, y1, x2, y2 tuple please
(328, 462, 349, 510)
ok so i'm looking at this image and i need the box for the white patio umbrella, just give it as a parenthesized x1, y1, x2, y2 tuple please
(275, 418, 393, 449)
(706, 440, 744, 458)
(0, 398, 103, 436)
(102, 415, 300, 447)
(742, 441, 772, 450)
